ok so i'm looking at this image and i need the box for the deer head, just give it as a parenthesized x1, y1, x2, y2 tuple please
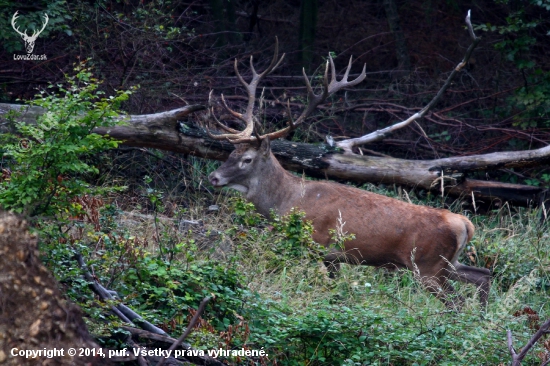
(11, 11, 49, 54)
(208, 39, 366, 214)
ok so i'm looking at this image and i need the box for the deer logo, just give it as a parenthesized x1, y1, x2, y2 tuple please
(11, 11, 49, 54)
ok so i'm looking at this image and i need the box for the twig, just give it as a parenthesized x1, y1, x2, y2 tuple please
(507, 317, 550, 365)
(157, 296, 213, 366)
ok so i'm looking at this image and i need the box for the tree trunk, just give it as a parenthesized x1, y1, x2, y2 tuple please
(1, 103, 548, 209)
(383, 0, 411, 74)
(299, 0, 318, 69)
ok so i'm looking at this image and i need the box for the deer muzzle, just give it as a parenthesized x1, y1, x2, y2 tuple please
(208, 172, 224, 187)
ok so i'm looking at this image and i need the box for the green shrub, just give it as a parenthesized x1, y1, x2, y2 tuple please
(35, 182, 549, 365)
(0, 63, 132, 216)
(230, 198, 326, 272)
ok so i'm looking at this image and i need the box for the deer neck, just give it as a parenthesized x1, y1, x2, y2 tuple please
(245, 153, 298, 217)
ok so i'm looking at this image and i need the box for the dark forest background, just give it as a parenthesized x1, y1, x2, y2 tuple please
(1, 0, 550, 186)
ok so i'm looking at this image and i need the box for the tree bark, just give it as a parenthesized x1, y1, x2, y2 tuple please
(1, 103, 548, 208)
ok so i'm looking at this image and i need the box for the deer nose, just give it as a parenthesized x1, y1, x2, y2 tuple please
(209, 172, 219, 186)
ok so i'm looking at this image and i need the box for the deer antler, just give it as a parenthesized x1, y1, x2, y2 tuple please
(32, 13, 49, 39)
(208, 42, 366, 144)
(263, 55, 366, 141)
(208, 38, 285, 143)
(11, 11, 26, 38)
(11, 12, 49, 39)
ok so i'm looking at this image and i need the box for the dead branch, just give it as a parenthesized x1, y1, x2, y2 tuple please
(1, 96, 549, 209)
(507, 317, 550, 365)
(75, 252, 168, 335)
(336, 9, 481, 152)
(157, 296, 213, 366)
(121, 326, 226, 366)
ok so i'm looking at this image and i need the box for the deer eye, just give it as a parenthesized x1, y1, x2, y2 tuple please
(243, 158, 252, 164)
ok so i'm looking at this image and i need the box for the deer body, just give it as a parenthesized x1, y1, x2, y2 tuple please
(210, 140, 491, 309)
(206, 40, 490, 309)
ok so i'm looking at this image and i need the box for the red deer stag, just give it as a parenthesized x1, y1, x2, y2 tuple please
(207, 42, 491, 310)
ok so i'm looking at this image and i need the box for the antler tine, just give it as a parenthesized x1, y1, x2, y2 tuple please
(205, 124, 230, 141)
(328, 55, 366, 94)
(328, 54, 337, 86)
(232, 39, 285, 91)
(34, 13, 48, 37)
(262, 126, 292, 141)
(210, 107, 241, 134)
(207, 94, 256, 141)
(322, 59, 330, 100)
(208, 128, 255, 142)
(345, 60, 366, 87)
(285, 99, 295, 128)
(234, 58, 249, 89)
(302, 68, 320, 101)
(220, 94, 246, 122)
(253, 37, 285, 79)
(249, 55, 258, 80)
(205, 114, 241, 141)
(237, 38, 285, 89)
(206, 90, 247, 140)
(11, 11, 26, 37)
(302, 67, 315, 97)
(342, 55, 352, 81)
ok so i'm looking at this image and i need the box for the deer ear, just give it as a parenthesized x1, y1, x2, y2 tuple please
(259, 137, 271, 157)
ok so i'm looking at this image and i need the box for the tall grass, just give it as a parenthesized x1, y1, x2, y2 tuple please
(41, 152, 549, 365)
(206, 184, 549, 365)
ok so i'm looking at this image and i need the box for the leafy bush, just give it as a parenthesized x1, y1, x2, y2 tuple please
(0, 63, 132, 216)
(231, 198, 326, 272)
(33, 179, 549, 365)
(39, 204, 246, 336)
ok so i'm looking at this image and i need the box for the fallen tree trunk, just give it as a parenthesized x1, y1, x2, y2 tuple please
(1, 103, 549, 208)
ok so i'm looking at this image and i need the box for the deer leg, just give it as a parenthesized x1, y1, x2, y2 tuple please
(323, 248, 366, 278)
(420, 275, 465, 311)
(323, 251, 346, 278)
(448, 263, 491, 309)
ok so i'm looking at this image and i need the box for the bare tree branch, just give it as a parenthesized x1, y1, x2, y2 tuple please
(75, 252, 168, 335)
(156, 296, 213, 366)
(121, 326, 226, 366)
(507, 317, 550, 366)
(336, 9, 481, 152)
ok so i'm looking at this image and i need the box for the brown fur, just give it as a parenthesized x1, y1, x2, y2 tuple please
(209, 139, 491, 309)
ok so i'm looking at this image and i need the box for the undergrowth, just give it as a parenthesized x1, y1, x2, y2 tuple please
(38, 187, 550, 365)
(5, 66, 549, 365)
